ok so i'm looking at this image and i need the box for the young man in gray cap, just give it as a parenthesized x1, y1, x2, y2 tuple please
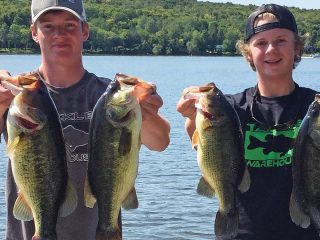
(0, 0, 170, 239)
(177, 4, 319, 240)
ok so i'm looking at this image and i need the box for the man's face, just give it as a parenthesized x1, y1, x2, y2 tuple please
(247, 19, 298, 80)
(31, 10, 89, 63)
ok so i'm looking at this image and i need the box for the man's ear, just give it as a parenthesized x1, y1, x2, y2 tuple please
(295, 46, 301, 58)
(246, 53, 252, 62)
(82, 22, 90, 41)
(30, 24, 39, 43)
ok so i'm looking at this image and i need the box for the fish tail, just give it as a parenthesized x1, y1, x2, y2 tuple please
(309, 205, 320, 232)
(289, 193, 310, 228)
(96, 229, 122, 240)
(214, 210, 238, 238)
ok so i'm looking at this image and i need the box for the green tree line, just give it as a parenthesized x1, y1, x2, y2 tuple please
(0, 0, 319, 55)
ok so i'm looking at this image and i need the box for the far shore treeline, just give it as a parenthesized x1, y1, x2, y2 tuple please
(0, 0, 320, 55)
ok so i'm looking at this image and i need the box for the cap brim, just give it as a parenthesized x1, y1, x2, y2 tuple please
(32, 6, 84, 23)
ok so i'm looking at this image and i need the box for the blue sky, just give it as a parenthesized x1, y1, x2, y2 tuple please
(199, 0, 320, 9)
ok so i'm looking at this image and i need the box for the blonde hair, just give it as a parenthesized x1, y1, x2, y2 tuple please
(236, 13, 306, 71)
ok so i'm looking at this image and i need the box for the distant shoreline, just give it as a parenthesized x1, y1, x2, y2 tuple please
(1, 49, 318, 57)
(0, 48, 237, 57)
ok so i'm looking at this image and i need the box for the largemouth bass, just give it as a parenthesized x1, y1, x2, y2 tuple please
(6, 75, 77, 240)
(186, 83, 250, 238)
(85, 74, 155, 240)
(290, 94, 320, 234)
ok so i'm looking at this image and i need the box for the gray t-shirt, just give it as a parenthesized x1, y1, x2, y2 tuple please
(5, 71, 114, 240)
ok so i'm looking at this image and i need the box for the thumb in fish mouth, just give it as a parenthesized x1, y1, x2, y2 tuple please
(1, 72, 40, 96)
(1, 80, 23, 96)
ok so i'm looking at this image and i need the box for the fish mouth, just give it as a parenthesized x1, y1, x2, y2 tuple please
(198, 109, 223, 122)
(10, 100, 44, 132)
(201, 110, 215, 121)
(115, 73, 157, 100)
(1, 80, 23, 96)
(0, 73, 40, 95)
(183, 85, 215, 100)
(16, 116, 39, 130)
(107, 109, 135, 127)
(196, 102, 222, 122)
(118, 110, 133, 123)
(185, 84, 221, 122)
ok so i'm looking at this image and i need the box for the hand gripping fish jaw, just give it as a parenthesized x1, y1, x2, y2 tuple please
(115, 73, 157, 101)
(0, 72, 40, 96)
(184, 83, 225, 123)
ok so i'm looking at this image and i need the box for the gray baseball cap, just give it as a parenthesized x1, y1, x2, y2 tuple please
(31, 0, 86, 23)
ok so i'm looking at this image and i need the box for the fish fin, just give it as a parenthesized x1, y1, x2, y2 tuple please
(214, 210, 238, 238)
(118, 128, 132, 155)
(289, 193, 310, 228)
(96, 228, 122, 240)
(122, 187, 139, 210)
(58, 179, 78, 218)
(7, 135, 21, 160)
(238, 166, 250, 193)
(84, 174, 97, 208)
(191, 130, 199, 150)
(197, 176, 215, 198)
(309, 204, 320, 231)
(310, 131, 320, 151)
(65, 145, 73, 161)
(13, 192, 33, 221)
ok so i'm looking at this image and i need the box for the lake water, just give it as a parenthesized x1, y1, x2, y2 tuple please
(0, 55, 319, 239)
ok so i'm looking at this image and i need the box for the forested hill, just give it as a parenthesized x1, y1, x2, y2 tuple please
(0, 0, 319, 55)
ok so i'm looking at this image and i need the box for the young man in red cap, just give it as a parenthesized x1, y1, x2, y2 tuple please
(0, 0, 170, 239)
(177, 4, 319, 240)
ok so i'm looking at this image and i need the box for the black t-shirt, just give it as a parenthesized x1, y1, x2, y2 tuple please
(218, 84, 319, 240)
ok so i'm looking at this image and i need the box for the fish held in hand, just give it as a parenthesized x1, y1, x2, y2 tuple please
(290, 94, 320, 235)
(187, 83, 250, 238)
(85, 76, 151, 240)
(6, 76, 77, 240)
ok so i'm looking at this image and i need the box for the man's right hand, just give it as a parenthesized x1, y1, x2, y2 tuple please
(0, 70, 15, 108)
(176, 87, 198, 141)
(0, 70, 15, 132)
